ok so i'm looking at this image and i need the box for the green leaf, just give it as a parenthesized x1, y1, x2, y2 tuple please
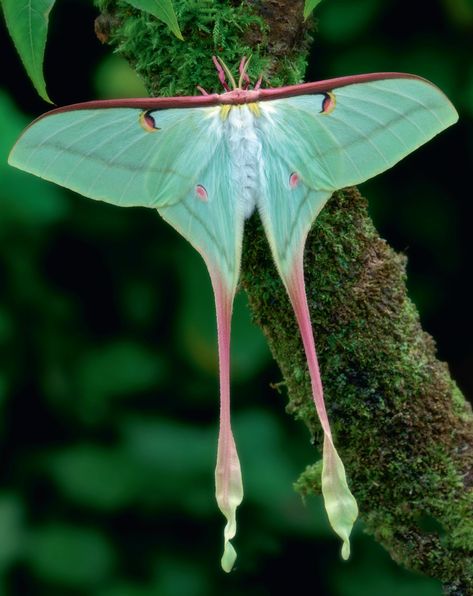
(1, 0, 55, 103)
(123, 0, 184, 40)
(304, 0, 323, 19)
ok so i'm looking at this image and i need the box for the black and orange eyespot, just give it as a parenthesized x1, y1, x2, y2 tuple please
(320, 91, 336, 115)
(139, 110, 160, 132)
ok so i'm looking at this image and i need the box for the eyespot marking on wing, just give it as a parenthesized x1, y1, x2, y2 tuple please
(195, 184, 208, 202)
(289, 172, 300, 189)
(320, 92, 336, 115)
(139, 110, 160, 132)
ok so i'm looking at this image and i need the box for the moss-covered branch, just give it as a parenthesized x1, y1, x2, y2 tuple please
(94, 1, 473, 591)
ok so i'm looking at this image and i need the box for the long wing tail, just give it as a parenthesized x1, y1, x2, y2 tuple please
(285, 252, 358, 560)
(258, 171, 358, 558)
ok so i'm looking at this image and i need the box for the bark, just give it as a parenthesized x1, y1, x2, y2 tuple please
(94, 1, 473, 591)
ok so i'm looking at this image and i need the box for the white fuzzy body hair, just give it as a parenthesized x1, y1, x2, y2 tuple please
(225, 106, 262, 219)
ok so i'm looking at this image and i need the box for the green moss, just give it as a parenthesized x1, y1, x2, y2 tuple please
(94, 0, 309, 96)
(451, 381, 473, 423)
(294, 460, 323, 496)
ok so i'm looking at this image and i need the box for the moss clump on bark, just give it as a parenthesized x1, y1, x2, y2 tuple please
(94, 0, 309, 96)
(93, 1, 473, 591)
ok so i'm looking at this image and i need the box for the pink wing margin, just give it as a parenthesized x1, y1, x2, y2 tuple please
(28, 72, 431, 122)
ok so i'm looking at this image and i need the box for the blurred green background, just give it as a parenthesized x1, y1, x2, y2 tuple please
(0, 0, 471, 594)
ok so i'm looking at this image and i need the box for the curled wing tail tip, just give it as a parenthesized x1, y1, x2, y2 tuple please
(215, 424, 243, 574)
(331, 499, 358, 562)
(341, 539, 351, 561)
(322, 440, 359, 563)
(221, 542, 238, 573)
(217, 498, 242, 573)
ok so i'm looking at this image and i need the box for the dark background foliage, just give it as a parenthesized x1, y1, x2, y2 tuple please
(0, 0, 471, 594)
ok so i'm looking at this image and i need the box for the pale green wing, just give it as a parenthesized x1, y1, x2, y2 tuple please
(256, 144, 331, 279)
(256, 151, 358, 559)
(255, 76, 457, 560)
(9, 102, 245, 571)
(257, 77, 458, 192)
(158, 137, 244, 292)
(8, 105, 223, 209)
(158, 136, 244, 573)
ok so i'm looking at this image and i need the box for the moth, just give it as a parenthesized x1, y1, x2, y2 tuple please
(8, 57, 458, 571)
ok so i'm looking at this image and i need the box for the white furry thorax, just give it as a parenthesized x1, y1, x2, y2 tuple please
(225, 105, 262, 219)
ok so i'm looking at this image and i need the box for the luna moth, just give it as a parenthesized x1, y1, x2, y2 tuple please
(8, 56, 458, 572)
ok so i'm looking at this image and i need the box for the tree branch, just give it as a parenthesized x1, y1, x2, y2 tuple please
(95, 0, 473, 591)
